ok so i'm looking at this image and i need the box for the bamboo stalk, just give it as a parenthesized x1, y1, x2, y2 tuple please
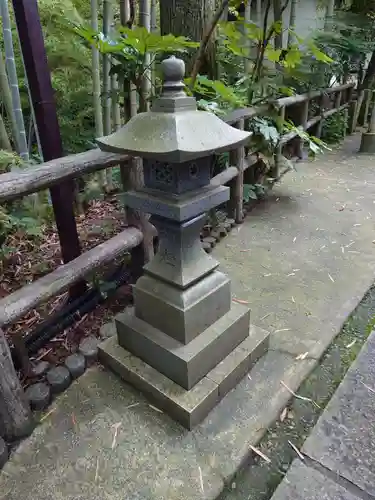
(0, 111, 12, 151)
(91, 0, 106, 188)
(150, 0, 158, 93)
(139, 0, 151, 111)
(287, 0, 297, 47)
(102, 0, 113, 191)
(0, 0, 29, 161)
(244, 0, 252, 74)
(0, 47, 18, 152)
(110, 15, 121, 130)
(256, 0, 262, 24)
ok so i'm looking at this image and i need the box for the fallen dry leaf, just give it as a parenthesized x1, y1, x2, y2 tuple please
(232, 298, 249, 305)
(288, 440, 304, 460)
(280, 381, 321, 409)
(295, 351, 309, 360)
(279, 407, 288, 422)
(249, 445, 271, 463)
(345, 339, 356, 349)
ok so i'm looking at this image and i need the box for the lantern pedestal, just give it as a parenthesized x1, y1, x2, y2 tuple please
(99, 162, 269, 428)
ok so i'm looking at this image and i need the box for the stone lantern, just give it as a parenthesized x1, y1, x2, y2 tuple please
(97, 56, 269, 429)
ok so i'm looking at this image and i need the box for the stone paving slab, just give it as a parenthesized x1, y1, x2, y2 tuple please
(0, 352, 314, 500)
(302, 330, 375, 497)
(214, 136, 375, 358)
(271, 459, 363, 500)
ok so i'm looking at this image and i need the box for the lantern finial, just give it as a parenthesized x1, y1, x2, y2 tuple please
(161, 55, 185, 94)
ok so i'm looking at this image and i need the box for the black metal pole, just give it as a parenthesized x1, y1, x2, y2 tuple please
(12, 0, 85, 298)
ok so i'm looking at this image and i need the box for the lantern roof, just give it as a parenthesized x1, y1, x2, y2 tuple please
(96, 56, 251, 163)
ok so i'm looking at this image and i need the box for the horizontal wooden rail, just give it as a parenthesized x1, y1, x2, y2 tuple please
(224, 83, 355, 125)
(275, 83, 354, 109)
(0, 227, 143, 327)
(0, 83, 355, 206)
(0, 149, 129, 203)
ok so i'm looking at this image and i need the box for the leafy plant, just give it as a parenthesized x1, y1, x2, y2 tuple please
(243, 183, 267, 201)
(321, 110, 347, 144)
(73, 24, 199, 109)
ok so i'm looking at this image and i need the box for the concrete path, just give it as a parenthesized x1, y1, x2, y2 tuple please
(215, 134, 375, 359)
(271, 329, 375, 500)
(0, 135, 374, 500)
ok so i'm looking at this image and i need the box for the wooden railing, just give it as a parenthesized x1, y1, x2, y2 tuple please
(0, 82, 357, 329)
(0, 81, 360, 438)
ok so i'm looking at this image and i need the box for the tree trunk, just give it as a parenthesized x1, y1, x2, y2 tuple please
(0, 329, 33, 441)
(160, 0, 217, 78)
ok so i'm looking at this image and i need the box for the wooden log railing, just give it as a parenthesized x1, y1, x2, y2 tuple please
(0, 81, 358, 439)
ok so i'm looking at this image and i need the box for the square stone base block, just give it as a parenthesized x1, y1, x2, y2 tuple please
(116, 302, 250, 390)
(99, 324, 270, 429)
(134, 271, 231, 344)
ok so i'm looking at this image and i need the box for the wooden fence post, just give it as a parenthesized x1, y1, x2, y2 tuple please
(334, 90, 342, 109)
(272, 106, 285, 180)
(0, 329, 33, 440)
(362, 89, 372, 128)
(120, 161, 154, 280)
(315, 93, 324, 138)
(348, 100, 358, 134)
(228, 119, 245, 224)
(299, 99, 309, 157)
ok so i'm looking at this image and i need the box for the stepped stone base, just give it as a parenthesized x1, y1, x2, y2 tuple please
(99, 324, 270, 429)
(115, 302, 250, 390)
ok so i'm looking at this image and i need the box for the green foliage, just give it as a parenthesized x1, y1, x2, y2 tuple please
(0, 149, 22, 173)
(283, 120, 331, 155)
(74, 23, 199, 98)
(321, 110, 347, 144)
(243, 183, 267, 201)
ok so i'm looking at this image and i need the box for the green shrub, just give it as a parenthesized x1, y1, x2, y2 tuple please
(321, 110, 347, 144)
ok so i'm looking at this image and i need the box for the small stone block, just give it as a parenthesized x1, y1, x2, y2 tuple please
(0, 437, 8, 469)
(202, 236, 216, 248)
(99, 338, 219, 429)
(64, 354, 86, 379)
(46, 366, 71, 394)
(226, 218, 236, 227)
(207, 324, 270, 398)
(31, 361, 50, 377)
(359, 132, 375, 154)
(79, 335, 100, 362)
(99, 321, 116, 339)
(202, 241, 212, 253)
(25, 382, 51, 411)
(217, 224, 228, 237)
(210, 230, 221, 241)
